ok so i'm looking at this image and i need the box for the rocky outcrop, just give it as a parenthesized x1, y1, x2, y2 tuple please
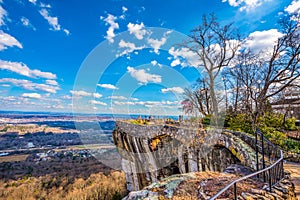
(123, 172, 297, 200)
(112, 121, 259, 191)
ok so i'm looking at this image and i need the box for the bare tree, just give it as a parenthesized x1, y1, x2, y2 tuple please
(182, 78, 210, 116)
(229, 14, 300, 128)
(181, 13, 241, 123)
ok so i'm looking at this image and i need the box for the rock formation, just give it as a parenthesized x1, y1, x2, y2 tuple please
(112, 121, 259, 191)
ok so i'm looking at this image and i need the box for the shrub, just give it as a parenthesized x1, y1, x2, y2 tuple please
(260, 126, 287, 146)
(202, 115, 211, 125)
(283, 117, 298, 131)
(228, 114, 253, 134)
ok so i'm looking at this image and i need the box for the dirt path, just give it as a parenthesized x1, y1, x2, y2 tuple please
(284, 162, 300, 199)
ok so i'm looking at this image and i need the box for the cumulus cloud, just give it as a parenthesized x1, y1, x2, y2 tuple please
(0, 60, 57, 79)
(151, 60, 158, 66)
(222, 0, 266, 12)
(0, 78, 60, 93)
(39, 8, 70, 35)
(102, 14, 119, 43)
(113, 101, 135, 106)
(147, 37, 167, 54)
(22, 93, 41, 99)
(93, 93, 102, 99)
(0, 4, 7, 26)
(97, 83, 119, 90)
(113, 100, 179, 108)
(108, 96, 127, 100)
(168, 47, 201, 67)
(170, 58, 181, 67)
(46, 79, 58, 86)
(244, 29, 284, 54)
(122, 6, 128, 13)
(127, 22, 147, 40)
(39, 9, 61, 31)
(118, 39, 145, 56)
(89, 100, 107, 106)
(0, 31, 23, 51)
(147, 31, 171, 54)
(70, 90, 102, 99)
(161, 87, 184, 94)
(285, 0, 300, 15)
(28, 0, 37, 5)
(127, 66, 162, 84)
(20, 17, 35, 30)
(70, 90, 91, 97)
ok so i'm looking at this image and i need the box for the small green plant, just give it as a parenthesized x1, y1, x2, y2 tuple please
(283, 138, 300, 152)
(228, 114, 253, 134)
(283, 117, 298, 131)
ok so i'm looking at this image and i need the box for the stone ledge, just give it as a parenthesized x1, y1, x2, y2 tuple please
(122, 172, 297, 200)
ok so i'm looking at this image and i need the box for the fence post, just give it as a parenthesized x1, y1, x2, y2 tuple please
(234, 182, 237, 200)
(268, 168, 272, 192)
(255, 129, 259, 178)
(261, 131, 266, 182)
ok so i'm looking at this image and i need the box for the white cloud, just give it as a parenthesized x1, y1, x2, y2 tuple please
(28, 0, 37, 5)
(22, 93, 41, 99)
(70, 90, 102, 99)
(97, 83, 119, 90)
(285, 0, 300, 15)
(114, 100, 180, 108)
(0, 60, 57, 79)
(0, 4, 7, 26)
(222, 0, 266, 12)
(52, 105, 64, 109)
(147, 37, 167, 54)
(127, 66, 162, 84)
(108, 96, 127, 100)
(170, 58, 181, 67)
(0, 31, 23, 51)
(168, 47, 201, 67)
(63, 29, 70, 35)
(102, 14, 119, 43)
(147, 31, 171, 54)
(40, 3, 51, 8)
(70, 90, 91, 97)
(21, 17, 32, 28)
(161, 87, 184, 94)
(89, 100, 107, 106)
(118, 39, 145, 56)
(244, 29, 284, 54)
(21, 17, 28, 26)
(122, 6, 128, 13)
(93, 93, 102, 99)
(0, 78, 60, 93)
(46, 79, 58, 86)
(39, 9, 61, 31)
(113, 101, 135, 106)
(127, 22, 147, 40)
(61, 95, 72, 99)
(151, 60, 158, 66)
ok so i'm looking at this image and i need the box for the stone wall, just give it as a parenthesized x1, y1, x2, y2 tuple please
(113, 121, 260, 191)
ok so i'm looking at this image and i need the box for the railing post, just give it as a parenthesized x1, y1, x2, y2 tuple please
(255, 129, 259, 177)
(268, 168, 272, 192)
(234, 182, 237, 200)
(261, 131, 266, 182)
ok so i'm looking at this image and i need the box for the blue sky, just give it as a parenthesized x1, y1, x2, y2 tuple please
(0, 0, 298, 115)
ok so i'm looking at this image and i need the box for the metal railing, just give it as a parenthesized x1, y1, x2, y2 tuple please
(210, 129, 284, 200)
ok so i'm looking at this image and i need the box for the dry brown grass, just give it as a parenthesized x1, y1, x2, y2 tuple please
(0, 171, 127, 200)
(0, 154, 29, 163)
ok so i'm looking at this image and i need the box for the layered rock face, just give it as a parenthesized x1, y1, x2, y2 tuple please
(112, 121, 258, 191)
